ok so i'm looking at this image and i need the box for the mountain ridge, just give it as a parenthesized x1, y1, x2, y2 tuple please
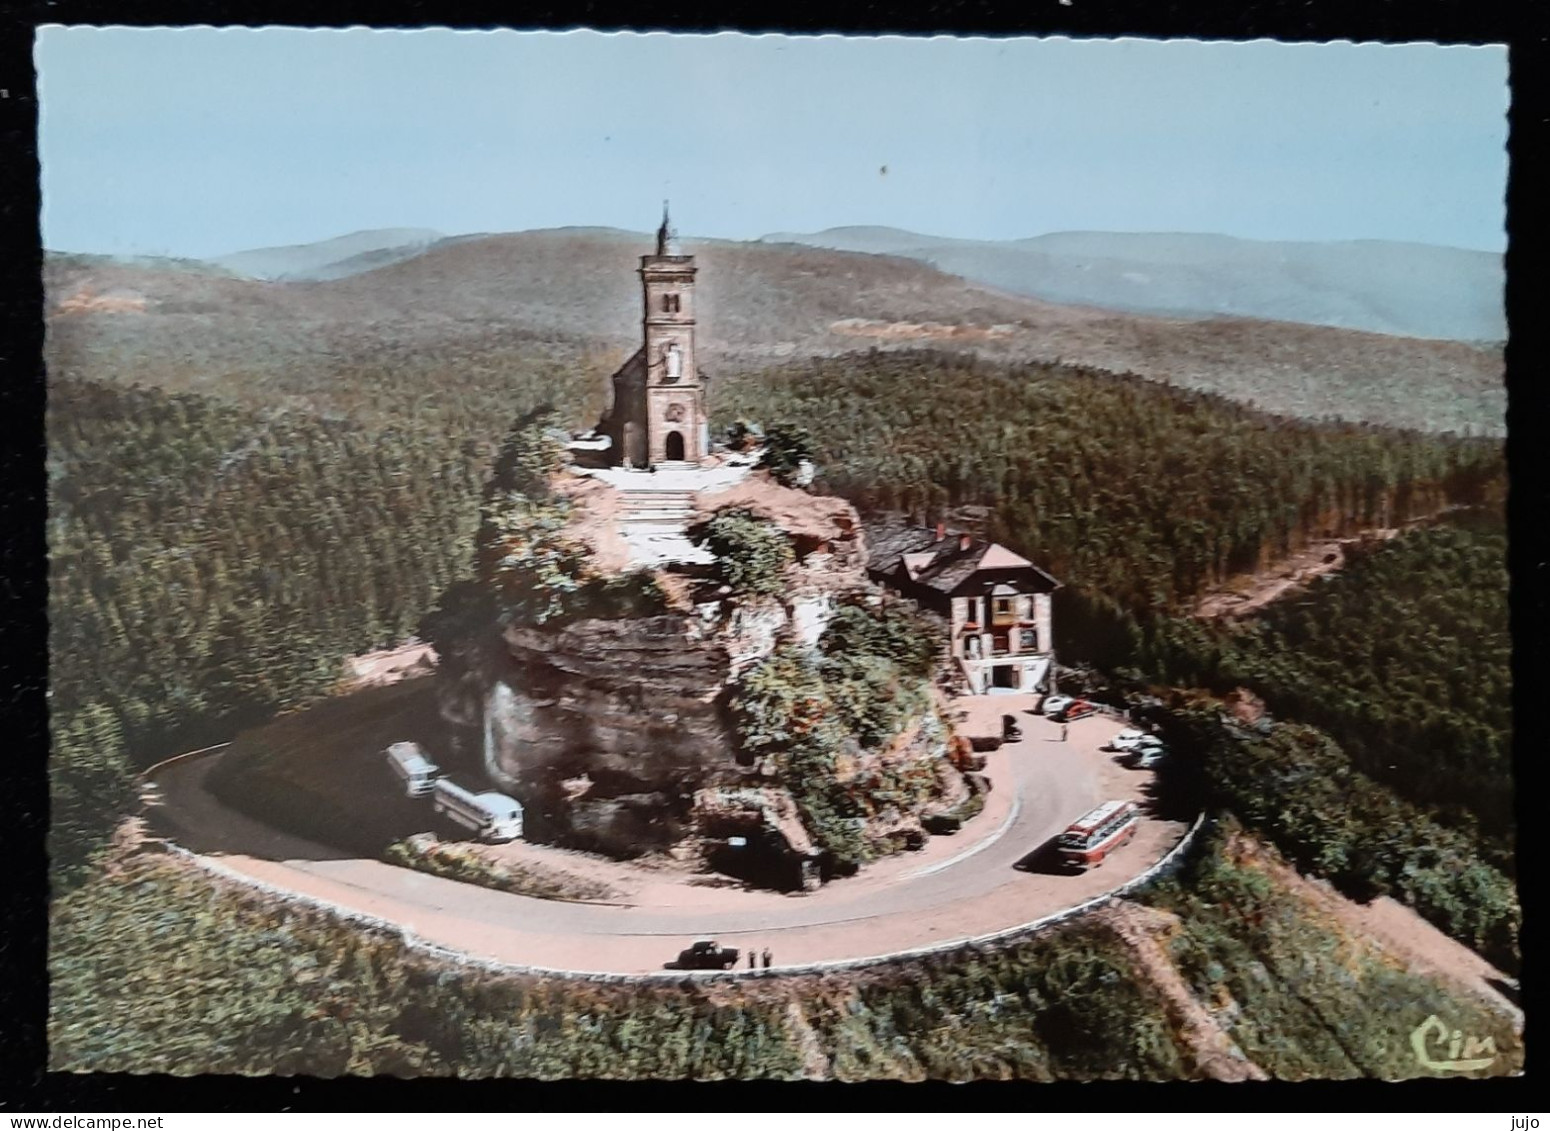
(211, 227, 447, 281)
(761, 226, 1505, 343)
(43, 228, 1505, 435)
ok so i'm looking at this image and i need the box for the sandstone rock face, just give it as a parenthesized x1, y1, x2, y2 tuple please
(432, 474, 963, 871)
(465, 613, 747, 855)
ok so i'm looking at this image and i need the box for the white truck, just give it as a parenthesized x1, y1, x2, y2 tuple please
(431, 778, 525, 843)
(385, 742, 440, 798)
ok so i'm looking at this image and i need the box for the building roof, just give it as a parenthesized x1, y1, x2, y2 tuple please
(610, 347, 646, 388)
(656, 201, 682, 256)
(981, 544, 1034, 570)
(865, 519, 1061, 596)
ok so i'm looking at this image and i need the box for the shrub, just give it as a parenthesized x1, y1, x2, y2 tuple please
(689, 508, 794, 599)
(383, 835, 617, 902)
(758, 422, 814, 487)
(725, 419, 763, 452)
(819, 599, 939, 679)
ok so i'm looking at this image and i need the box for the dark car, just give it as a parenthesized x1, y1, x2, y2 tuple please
(673, 940, 741, 970)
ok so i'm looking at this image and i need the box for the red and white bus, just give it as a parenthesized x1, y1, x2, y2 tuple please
(1057, 800, 1139, 868)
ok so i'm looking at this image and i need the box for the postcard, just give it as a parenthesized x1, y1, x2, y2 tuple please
(39, 26, 1517, 1082)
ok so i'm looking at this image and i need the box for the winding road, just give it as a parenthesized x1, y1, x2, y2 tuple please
(147, 705, 1187, 974)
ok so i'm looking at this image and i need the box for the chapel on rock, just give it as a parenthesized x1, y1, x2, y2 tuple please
(579, 209, 1063, 698)
(596, 205, 711, 469)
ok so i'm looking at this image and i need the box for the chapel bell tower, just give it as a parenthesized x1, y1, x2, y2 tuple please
(634, 203, 708, 466)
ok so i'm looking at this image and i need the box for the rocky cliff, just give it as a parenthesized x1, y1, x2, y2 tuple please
(434, 465, 975, 884)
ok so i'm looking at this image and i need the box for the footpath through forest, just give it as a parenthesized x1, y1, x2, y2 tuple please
(1192, 506, 1470, 621)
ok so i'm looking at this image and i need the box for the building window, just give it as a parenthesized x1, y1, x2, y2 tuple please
(662, 293, 680, 314)
(1020, 628, 1038, 652)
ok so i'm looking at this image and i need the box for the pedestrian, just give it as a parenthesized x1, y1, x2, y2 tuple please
(1060, 723, 1068, 742)
(762, 947, 772, 969)
(747, 949, 756, 970)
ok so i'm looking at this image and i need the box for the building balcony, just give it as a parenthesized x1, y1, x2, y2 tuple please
(960, 648, 1051, 670)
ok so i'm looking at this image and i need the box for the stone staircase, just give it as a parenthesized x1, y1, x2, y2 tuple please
(616, 488, 698, 526)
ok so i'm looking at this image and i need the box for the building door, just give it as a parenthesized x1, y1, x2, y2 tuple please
(665, 431, 685, 461)
(992, 664, 1018, 690)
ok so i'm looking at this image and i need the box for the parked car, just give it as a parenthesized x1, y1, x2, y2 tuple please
(1040, 694, 1073, 718)
(1130, 738, 1168, 769)
(1059, 699, 1098, 722)
(674, 940, 741, 970)
(1106, 729, 1149, 753)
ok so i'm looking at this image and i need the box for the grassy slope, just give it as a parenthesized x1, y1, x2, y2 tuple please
(1139, 822, 1520, 1080)
(51, 829, 1520, 1080)
(45, 231, 1504, 434)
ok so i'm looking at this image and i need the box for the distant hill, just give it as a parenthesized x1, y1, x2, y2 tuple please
(212, 227, 446, 282)
(762, 227, 1506, 343)
(44, 228, 1505, 435)
(48, 251, 241, 279)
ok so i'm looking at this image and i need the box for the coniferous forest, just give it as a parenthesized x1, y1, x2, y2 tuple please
(713, 350, 1502, 613)
(47, 378, 488, 883)
(1123, 517, 1512, 861)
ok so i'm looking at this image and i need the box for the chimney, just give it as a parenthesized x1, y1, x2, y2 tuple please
(935, 522, 946, 542)
(959, 533, 972, 552)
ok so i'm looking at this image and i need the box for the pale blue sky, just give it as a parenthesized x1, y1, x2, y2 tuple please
(35, 28, 1509, 257)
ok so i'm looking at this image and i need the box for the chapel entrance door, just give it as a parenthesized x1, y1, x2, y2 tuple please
(665, 431, 686, 461)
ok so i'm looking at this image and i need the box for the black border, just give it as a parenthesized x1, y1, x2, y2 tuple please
(2, 0, 1543, 1111)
